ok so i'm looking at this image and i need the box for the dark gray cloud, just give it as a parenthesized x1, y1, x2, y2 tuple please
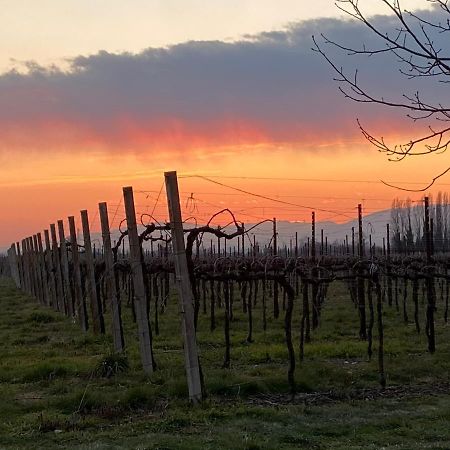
(0, 7, 445, 152)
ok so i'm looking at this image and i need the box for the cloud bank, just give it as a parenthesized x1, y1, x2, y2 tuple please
(0, 8, 445, 154)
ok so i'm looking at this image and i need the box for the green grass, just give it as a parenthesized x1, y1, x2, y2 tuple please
(0, 276, 449, 449)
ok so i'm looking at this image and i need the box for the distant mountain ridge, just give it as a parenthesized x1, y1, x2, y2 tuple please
(239, 209, 392, 249)
(0, 209, 393, 254)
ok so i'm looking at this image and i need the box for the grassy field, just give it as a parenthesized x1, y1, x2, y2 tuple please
(1, 275, 450, 449)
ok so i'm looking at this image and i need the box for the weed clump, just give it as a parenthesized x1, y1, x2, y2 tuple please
(96, 353, 129, 378)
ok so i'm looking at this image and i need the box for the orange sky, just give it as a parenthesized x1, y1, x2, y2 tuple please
(0, 135, 447, 249)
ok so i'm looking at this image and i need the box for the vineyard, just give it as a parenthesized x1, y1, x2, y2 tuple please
(1, 171, 450, 448)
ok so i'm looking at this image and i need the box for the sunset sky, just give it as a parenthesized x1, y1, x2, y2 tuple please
(0, 0, 448, 249)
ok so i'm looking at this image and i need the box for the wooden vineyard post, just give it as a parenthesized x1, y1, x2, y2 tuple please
(16, 242, 24, 289)
(311, 212, 319, 329)
(99, 202, 125, 353)
(295, 232, 298, 258)
(11, 243, 20, 288)
(37, 233, 49, 305)
(352, 227, 355, 256)
(32, 236, 41, 300)
(26, 237, 37, 299)
(8, 244, 20, 288)
(68, 216, 88, 332)
(50, 223, 65, 313)
(19, 241, 26, 292)
(81, 210, 105, 335)
(357, 204, 367, 340)
(430, 218, 434, 257)
(358, 204, 364, 258)
(28, 237, 35, 295)
(32, 235, 44, 305)
(165, 171, 203, 404)
(320, 229, 324, 256)
(241, 223, 245, 256)
(30, 234, 44, 304)
(15, 243, 21, 288)
(21, 239, 29, 294)
(424, 197, 436, 353)
(273, 218, 279, 319)
(22, 238, 30, 294)
(386, 224, 393, 307)
(44, 229, 57, 309)
(58, 220, 74, 317)
(123, 187, 155, 374)
(33, 235, 42, 302)
(311, 213, 316, 261)
(294, 232, 299, 296)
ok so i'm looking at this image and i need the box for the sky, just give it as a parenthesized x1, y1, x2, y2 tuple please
(0, 0, 447, 248)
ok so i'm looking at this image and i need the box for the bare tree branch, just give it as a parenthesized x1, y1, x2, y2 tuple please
(314, 1, 450, 190)
(381, 165, 450, 191)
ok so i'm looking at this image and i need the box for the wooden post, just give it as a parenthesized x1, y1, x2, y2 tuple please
(352, 226, 355, 256)
(241, 223, 245, 256)
(32, 234, 44, 305)
(273, 218, 277, 256)
(12, 243, 21, 288)
(12, 244, 19, 287)
(311, 212, 320, 329)
(16, 242, 24, 289)
(358, 204, 364, 258)
(50, 223, 65, 312)
(27, 237, 37, 298)
(357, 204, 367, 339)
(165, 171, 202, 403)
(18, 239, 29, 292)
(27, 237, 34, 295)
(386, 223, 393, 306)
(21, 239, 30, 294)
(37, 233, 50, 306)
(58, 220, 74, 317)
(68, 216, 88, 332)
(32, 236, 40, 298)
(44, 229, 57, 309)
(430, 217, 435, 256)
(8, 244, 20, 287)
(273, 218, 279, 319)
(123, 187, 155, 373)
(320, 229, 324, 256)
(424, 197, 433, 263)
(81, 210, 105, 334)
(424, 197, 435, 352)
(99, 202, 125, 352)
(311, 213, 316, 262)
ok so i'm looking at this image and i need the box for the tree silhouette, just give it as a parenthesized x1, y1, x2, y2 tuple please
(313, 0, 450, 191)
